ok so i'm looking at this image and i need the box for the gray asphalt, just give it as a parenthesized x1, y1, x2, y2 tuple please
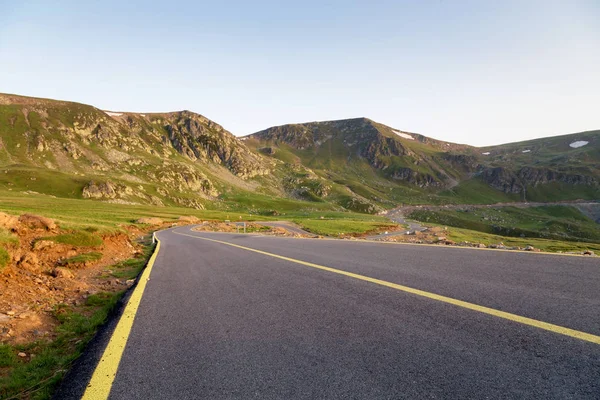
(57, 226, 600, 399)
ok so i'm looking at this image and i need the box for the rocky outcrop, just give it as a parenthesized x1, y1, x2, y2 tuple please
(152, 164, 219, 197)
(250, 118, 447, 188)
(363, 135, 409, 168)
(480, 166, 598, 194)
(390, 168, 440, 187)
(442, 153, 479, 172)
(164, 112, 269, 179)
(480, 167, 523, 193)
(170, 197, 206, 210)
(283, 175, 331, 199)
(82, 180, 164, 206)
(518, 167, 597, 187)
(251, 118, 379, 150)
(82, 181, 121, 199)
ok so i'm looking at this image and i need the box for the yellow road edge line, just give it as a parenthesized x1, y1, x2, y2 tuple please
(82, 238, 162, 400)
(176, 231, 600, 345)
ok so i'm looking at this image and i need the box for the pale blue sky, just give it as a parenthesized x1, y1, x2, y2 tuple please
(1, 0, 599, 146)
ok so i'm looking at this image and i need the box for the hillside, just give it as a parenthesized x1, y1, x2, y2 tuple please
(246, 119, 600, 208)
(0, 93, 275, 210)
(475, 131, 600, 201)
(0, 93, 598, 215)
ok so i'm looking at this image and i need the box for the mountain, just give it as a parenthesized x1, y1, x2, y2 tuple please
(0, 93, 271, 209)
(477, 131, 600, 200)
(0, 93, 598, 214)
(246, 119, 600, 207)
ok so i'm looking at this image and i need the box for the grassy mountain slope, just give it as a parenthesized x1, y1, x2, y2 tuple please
(1, 93, 598, 215)
(247, 119, 599, 208)
(0, 93, 284, 211)
(474, 130, 600, 201)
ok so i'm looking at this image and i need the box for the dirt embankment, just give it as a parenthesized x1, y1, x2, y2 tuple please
(0, 213, 199, 346)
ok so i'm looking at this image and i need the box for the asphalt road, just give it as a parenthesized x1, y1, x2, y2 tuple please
(57, 226, 600, 399)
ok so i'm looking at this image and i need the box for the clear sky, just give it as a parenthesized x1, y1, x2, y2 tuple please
(1, 0, 599, 146)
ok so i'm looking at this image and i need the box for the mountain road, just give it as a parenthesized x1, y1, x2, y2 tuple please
(56, 226, 600, 399)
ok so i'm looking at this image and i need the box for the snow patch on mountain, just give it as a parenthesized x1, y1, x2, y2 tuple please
(569, 141, 589, 148)
(105, 111, 123, 117)
(392, 130, 414, 140)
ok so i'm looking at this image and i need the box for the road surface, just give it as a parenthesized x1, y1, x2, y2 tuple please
(56, 226, 600, 399)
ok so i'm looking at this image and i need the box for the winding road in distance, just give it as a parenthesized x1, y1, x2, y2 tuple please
(56, 226, 600, 399)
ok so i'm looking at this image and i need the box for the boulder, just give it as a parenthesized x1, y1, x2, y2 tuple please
(32, 240, 55, 251)
(17, 253, 39, 272)
(82, 181, 118, 199)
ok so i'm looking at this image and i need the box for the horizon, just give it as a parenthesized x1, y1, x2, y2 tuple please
(3, 90, 597, 149)
(1, 1, 599, 146)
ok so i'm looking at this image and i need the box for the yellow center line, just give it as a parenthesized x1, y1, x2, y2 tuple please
(82, 239, 162, 400)
(175, 230, 600, 345)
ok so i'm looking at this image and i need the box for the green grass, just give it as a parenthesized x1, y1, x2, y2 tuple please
(44, 231, 104, 247)
(59, 252, 102, 267)
(524, 182, 600, 202)
(409, 205, 600, 244)
(0, 247, 9, 271)
(0, 191, 400, 240)
(0, 228, 18, 245)
(219, 190, 338, 215)
(108, 242, 154, 279)
(0, 291, 121, 399)
(0, 190, 256, 230)
(295, 218, 398, 237)
(0, 228, 14, 271)
(444, 226, 600, 253)
(0, 240, 156, 399)
(0, 166, 88, 198)
(437, 178, 521, 204)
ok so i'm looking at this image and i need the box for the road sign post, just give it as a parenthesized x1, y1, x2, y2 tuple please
(235, 222, 246, 233)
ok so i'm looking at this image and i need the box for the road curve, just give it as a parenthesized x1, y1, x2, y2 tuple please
(56, 226, 600, 399)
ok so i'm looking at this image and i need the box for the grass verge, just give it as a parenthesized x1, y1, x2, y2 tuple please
(444, 226, 600, 253)
(295, 219, 399, 237)
(0, 241, 155, 399)
(409, 205, 600, 244)
(59, 252, 103, 267)
(0, 247, 9, 272)
(42, 231, 103, 248)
